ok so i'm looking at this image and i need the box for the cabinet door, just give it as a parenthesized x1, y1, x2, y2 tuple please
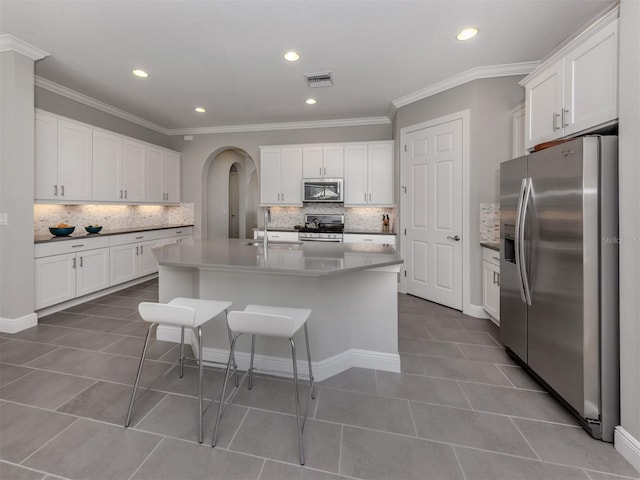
(302, 146, 323, 178)
(512, 104, 526, 158)
(260, 148, 282, 204)
(280, 147, 303, 205)
(138, 240, 159, 276)
(35, 253, 76, 309)
(367, 143, 394, 206)
(344, 144, 368, 205)
(57, 119, 93, 200)
(323, 145, 344, 177)
(525, 60, 564, 150)
(482, 260, 500, 321)
(76, 248, 110, 297)
(35, 112, 59, 200)
(92, 130, 122, 201)
(162, 151, 181, 203)
(109, 243, 138, 285)
(122, 140, 146, 202)
(564, 19, 618, 136)
(145, 146, 164, 202)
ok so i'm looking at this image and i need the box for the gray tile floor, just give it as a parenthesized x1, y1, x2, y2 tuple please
(1, 280, 638, 480)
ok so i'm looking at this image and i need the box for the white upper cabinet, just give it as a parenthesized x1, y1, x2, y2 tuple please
(121, 139, 146, 202)
(162, 150, 181, 203)
(145, 147, 181, 204)
(36, 111, 92, 201)
(512, 103, 526, 159)
(145, 146, 164, 203)
(259, 146, 303, 206)
(522, 10, 618, 150)
(302, 145, 344, 178)
(344, 141, 394, 206)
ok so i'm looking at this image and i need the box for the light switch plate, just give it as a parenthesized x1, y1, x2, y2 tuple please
(0, 213, 7, 225)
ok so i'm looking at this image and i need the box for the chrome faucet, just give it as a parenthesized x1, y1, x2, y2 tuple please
(263, 207, 271, 250)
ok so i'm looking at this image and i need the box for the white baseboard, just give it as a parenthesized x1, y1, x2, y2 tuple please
(153, 325, 401, 382)
(0, 312, 38, 333)
(464, 303, 490, 319)
(615, 426, 640, 474)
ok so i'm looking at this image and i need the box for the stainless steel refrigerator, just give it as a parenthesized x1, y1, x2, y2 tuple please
(500, 135, 619, 441)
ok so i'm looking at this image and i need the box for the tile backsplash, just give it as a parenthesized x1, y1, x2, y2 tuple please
(34, 203, 195, 236)
(268, 204, 396, 232)
(480, 203, 500, 243)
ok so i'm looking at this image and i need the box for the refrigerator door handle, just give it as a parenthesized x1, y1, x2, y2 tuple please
(520, 177, 533, 306)
(514, 178, 527, 303)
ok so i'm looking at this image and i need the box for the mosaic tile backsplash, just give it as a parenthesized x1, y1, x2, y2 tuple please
(480, 203, 500, 243)
(34, 203, 195, 236)
(267, 204, 396, 232)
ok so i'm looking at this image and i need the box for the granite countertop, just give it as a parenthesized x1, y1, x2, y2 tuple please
(34, 224, 194, 244)
(153, 238, 403, 276)
(481, 242, 500, 251)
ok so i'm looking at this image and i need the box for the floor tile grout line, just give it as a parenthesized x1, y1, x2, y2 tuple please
(129, 391, 170, 429)
(225, 405, 251, 448)
(0, 366, 38, 390)
(337, 424, 344, 476)
(451, 444, 469, 480)
(20, 346, 64, 368)
(255, 458, 267, 480)
(126, 435, 166, 480)
(407, 399, 419, 438)
(51, 379, 100, 412)
(495, 363, 518, 388)
(0, 458, 72, 480)
(312, 385, 322, 419)
(18, 416, 81, 467)
(457, 381, 475, 410)
(509, 416, 543, 461)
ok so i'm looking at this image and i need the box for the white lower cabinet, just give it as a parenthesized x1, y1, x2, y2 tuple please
(482, 247, 500, 324)
(253, 230, 299, 242)
(343, 233, 396, 246)
(35, 237, 110, 309)
(109, 231, 163, 286)
(160, 227, 194, 245)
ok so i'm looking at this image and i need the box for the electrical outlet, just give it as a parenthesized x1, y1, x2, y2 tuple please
(0, 213, 7, 225)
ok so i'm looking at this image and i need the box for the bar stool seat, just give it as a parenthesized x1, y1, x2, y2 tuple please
(125, 297, 233, 444)
(212, 304, 315, 465)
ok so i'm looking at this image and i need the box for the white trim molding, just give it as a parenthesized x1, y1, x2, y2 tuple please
(393, 62, 539, 109)
(615, 426, 640, 474)
(0, 34, 49, 60)
(0, 313, 38, 334)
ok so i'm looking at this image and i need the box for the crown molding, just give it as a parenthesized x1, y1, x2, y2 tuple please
(166, 116, 392, 136)
(0, 34, 49, 60)
(392, 62, 539, 109)
(34, 76, 170, 135)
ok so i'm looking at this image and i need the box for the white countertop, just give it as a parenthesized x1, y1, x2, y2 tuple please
(153, 238, 403, 276)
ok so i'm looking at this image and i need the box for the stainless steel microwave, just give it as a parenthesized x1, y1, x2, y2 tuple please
(302, 178, 344, 203)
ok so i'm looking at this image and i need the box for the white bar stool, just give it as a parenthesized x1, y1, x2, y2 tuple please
(212, 304, 316, 465)
(125, 297, 234, 444)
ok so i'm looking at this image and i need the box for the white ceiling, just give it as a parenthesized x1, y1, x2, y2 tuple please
(0, 0, 616, 133)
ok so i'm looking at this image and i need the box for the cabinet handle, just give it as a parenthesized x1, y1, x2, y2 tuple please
(364, 193, 367, 201)
(140, 245, 143, 254)
(281, 193, 284, 201)
(176, 231, 182, 234)
(120, 190, 123, 199)
(493, 271, 497, 285)
(136, 236, 144, 239)
(320, 167, 322, 176)
(562, 108, 570, 127)
(364, 238, 373, 242)
(136, 246, 139, 255)
(497, 272, 500, 287)
(72, 257, 76, 269)
(124, 190, 128, 199)
(492, 256, 500, 262)
(61, 185, 65, 196)
(54, 185, 58, 196)
(553, 112, 561, 131)
(324, 167, 326, 176)
(79, 256, 83, 267)
(71, 244, 84, 248)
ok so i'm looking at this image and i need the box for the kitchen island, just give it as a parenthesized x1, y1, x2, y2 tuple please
(152, 238, 403, 380)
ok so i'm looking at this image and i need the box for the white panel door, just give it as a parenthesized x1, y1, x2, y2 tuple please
(92, 131, 121, 201)
(122, 140, 146, 202)
(344, 144, 368, 205)
(145, 146, 164, 202)
(57, 119, 93, 200)
(280, 147, 303, 205)
(138, 240, 159, 276)
(35, 112, 59, 200)
(323, 145, 344, 177)
(367, 142, 394, 206)
(302, 146, 323, 178)
(35, 253, 76, 309)
(109, 243, 138, 285)
(405, 118, 463, 309)
(525, 59, 564, 149)
(259, 147, 282, 204)
(76, 248, 110, 297)
(162, 151, 181, 203)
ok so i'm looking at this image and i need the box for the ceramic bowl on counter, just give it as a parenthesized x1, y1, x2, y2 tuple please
(49, 226, 75, 236)
(85, 225, 103, 234)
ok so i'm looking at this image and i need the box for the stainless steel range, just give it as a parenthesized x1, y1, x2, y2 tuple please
(297, 214, 344, 242)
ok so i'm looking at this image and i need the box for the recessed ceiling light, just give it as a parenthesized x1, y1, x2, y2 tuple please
(457, 27, 478, 41)
(284, 51, 300, 62)
(305, 98, 317, 105)
(194, 107, 206, 113)
(132, 69, 149, 78)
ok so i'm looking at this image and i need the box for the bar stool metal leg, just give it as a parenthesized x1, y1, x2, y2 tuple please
(303, 323, 315, 399)
(290, 337, 305, 465)
(212, 332, 241, 447)
(197, 325, 204, 443)
(224, 309, 240, 387)
(248, 334, 256, 390)
(179, 326, 185, 378)
(125, 322, 154, 428)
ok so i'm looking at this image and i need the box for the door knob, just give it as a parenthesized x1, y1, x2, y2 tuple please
(447, 235, 461, 241)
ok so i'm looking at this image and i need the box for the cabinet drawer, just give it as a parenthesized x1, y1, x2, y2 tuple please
(344, 234, 396, 246)
(109, 230, 163, 246)
(161, 227, 193, 239)
(35, 236, 110, 258)
(482, 247, 501, 266)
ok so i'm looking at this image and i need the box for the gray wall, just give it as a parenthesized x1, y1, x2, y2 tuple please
(393, 76, 525, 307)
(35, 87, 178, 150)
(0, 51, 35, 320)
(618, 0, 640, 455)
(178, 124, 392, 238)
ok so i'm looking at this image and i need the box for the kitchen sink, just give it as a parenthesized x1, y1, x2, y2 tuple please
(245, 241, 303, 248)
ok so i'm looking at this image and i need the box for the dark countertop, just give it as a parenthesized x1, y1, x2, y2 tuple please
(35, 224, 194, 244)
(344, 230, 396, 235)
(481, 242, 500, 251)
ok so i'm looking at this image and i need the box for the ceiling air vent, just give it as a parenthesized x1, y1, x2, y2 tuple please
(304, 71, 333, 88)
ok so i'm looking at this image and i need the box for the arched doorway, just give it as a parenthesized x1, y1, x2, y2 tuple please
(202, 148, 258, 239)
